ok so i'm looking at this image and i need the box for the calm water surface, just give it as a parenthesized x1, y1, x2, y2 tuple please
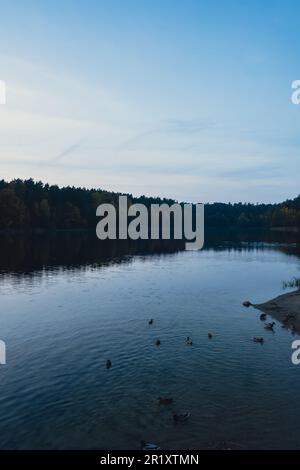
(0, 231, 299, 449)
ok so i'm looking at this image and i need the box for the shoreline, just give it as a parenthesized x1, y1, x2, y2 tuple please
(252, 289, 300, 332)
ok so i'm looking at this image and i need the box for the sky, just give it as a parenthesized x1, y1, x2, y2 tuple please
(0, 0, 299, 203)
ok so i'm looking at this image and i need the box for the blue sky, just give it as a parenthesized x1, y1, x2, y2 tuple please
(0, 0, 299, 202)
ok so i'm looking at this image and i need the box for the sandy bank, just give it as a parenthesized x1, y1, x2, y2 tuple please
(252, 289, 300, 332)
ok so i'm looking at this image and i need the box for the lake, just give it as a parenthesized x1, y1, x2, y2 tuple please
(0, 230, 299, 449)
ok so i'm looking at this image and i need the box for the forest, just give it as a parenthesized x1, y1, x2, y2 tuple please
(0, 178, 299, 230)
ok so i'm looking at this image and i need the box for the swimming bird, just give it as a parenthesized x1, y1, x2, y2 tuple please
(260, 313, 267, 321)
(158, 397, 173, 405)
(253, 337, 264, 344)
(243, 301, 252, 307)
(173, 412, 191, 423)
(106, 359, 112, 369)
(208, 333, 213, 339)
(186, 336, 193, 346)
(155, 339, 161, 346)
(264, 322, 275, 331)
(148, 319, 153, 325)
(141, 440, 161, 450)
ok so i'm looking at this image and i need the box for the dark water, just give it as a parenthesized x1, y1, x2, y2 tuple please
(0, 230, 299, 449)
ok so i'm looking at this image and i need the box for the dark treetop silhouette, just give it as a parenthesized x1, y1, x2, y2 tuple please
(0, 178, 299, 230)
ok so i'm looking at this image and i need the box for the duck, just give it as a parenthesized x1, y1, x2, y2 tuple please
(173, 412, 191, 423)
(253, 337, 264, 344)
(141, 440, 161, 450)
(106, 359, 112, 369)
(155, 339, 161, 347)
(158, 397, 173, 405)
(243, 301, 252, 307)
(264, 322, 275, 331)
(208, 333, 213, 339)
(148, 319, 153, 325)
(186, 336, 193, 346)
(260, 313, 267, 321)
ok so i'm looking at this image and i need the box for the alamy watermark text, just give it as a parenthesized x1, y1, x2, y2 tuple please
(96, 196, 204, 250)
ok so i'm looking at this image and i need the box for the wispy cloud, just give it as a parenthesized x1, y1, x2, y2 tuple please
(118, 118, 215, 151)
(162, 118, 216, 134)
(219, 164, 281, 181)
(52, 141, 84, 162)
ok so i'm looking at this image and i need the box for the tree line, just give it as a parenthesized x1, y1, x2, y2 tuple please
(0, 178, 299, 230)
